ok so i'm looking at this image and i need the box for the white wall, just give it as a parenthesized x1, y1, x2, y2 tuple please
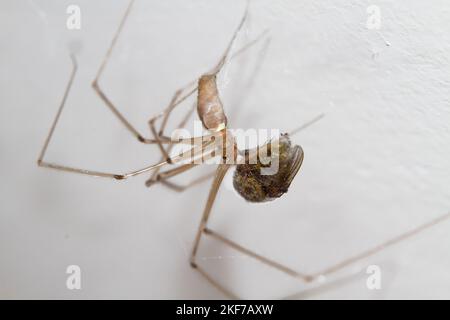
(1, 0, 449, 299)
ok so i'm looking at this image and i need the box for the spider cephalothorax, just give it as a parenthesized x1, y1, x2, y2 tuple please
(233, 134, 304, 203)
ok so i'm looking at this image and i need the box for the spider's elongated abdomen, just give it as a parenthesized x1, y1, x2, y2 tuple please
(197, 74, 228, 131)
(233, 135, 304, 203)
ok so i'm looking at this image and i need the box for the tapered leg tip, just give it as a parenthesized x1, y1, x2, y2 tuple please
(145, 179, 157, 187)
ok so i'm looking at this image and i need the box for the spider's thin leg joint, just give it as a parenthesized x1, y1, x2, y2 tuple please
(145, 177, 159, 187)
(92, 78, 151, 144)
(91, 79, 99, 89)
(137, 135, 146, 143)
(203, 228, 311, 282)
(203, 227, 213, 235)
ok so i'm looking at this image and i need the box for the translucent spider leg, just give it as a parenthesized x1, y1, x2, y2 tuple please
(89, 0, 197, 145)
(90, 0, 157, 143)
(289, 113, 326, 137)
(159, 171, 217, 193)
(190, 164, 231, 266)
(207, 1, 250, 76)
(146, 103, 198, 186)
(146, 133, 218, 189)
(147, 163, 214, 191)
(37, 56, 217, 180)
(200, 211, 450, 299)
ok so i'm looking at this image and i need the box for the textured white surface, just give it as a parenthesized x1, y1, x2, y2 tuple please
(1, 0, 450, 299)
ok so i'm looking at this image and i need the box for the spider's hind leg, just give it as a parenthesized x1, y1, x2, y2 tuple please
(192, 212, 450, 299)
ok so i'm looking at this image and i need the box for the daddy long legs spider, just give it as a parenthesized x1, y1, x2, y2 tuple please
(37, 0, 450, 299)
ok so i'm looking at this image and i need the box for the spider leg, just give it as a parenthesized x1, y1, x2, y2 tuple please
(309, 212, 450, 279)
(188, 164, 241, 298)
(288, 113, 326, 137)
(90, 0, 197, 144)
(39, 132, 215, 180)
(190, 165, 231, 261)
(37, 56, 217, 180)
(37, 55, 129, 179)
(145, 161, 216, 192)
(145, 102, 197, 185)
(207, 0, 250, 76)
(193, 211, 450, 299)
(158, 172, 216, 192)
(90, 0, 159, 143)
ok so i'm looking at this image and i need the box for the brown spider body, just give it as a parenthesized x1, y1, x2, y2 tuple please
(197, 74, 228, 132)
